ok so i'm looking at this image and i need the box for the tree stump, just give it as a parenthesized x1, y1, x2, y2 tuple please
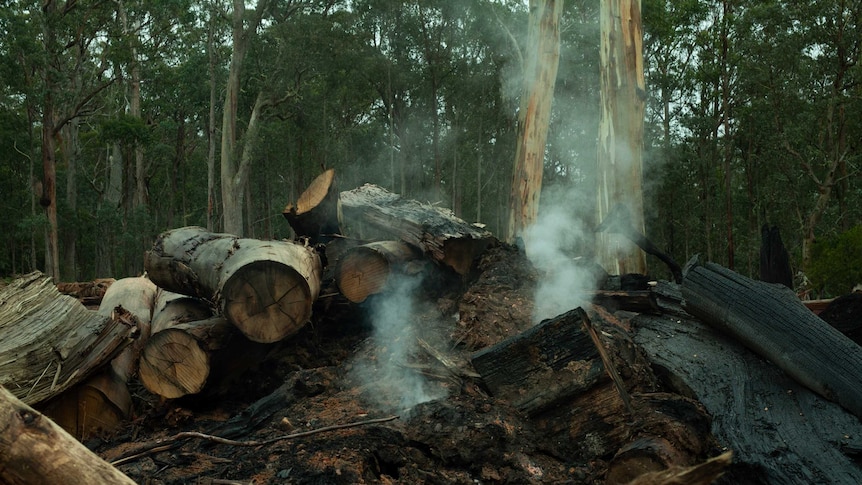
(144, 226, 322, 343)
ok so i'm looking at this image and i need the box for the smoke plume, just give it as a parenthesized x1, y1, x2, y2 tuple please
(348, 272, 446, 415)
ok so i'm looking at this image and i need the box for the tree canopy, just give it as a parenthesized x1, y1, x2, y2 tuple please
(1, 0, 859, 297)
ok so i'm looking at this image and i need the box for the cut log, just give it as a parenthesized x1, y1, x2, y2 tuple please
(0, 272, 134, 405)
(338, 184, 495, 276)
(98, 276, 158, 383)
(590, 289, 661, 315)
(151, 289, 214, 335)
(0, 385, 136, 485)
(282, 168, 340, 244)
(470, 308, 604, 415)
(633, 293, 862, 484)
(681, 256, 862, 420)
(144, 226, 322, 343)
(139, 316, 235, 399)
(335, 240, 424, 303)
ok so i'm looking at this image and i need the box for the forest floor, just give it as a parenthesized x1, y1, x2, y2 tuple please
(93, 243, 620, 484)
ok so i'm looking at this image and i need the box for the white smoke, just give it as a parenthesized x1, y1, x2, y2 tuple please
(523, 184, 599, 323)
(348, 272, 446, 415)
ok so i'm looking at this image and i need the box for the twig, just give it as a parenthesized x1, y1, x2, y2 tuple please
(111, 415, 398, 467)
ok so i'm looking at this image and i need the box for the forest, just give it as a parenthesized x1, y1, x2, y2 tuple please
(1, 0, 860, 297)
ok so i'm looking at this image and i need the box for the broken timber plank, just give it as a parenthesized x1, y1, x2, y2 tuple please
(681, 256, 862, 420)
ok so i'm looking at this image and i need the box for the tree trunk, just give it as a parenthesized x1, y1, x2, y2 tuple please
(0, 385, 136, 485)
(0, 272, 135, 405)
(339, 184, 496, 276)
(595, 0, 647, 276)
(220, 0, 270, 236)
(41, 1, 60, 281)
(144, 226, 322, 343)
(506, 0, 563, 243)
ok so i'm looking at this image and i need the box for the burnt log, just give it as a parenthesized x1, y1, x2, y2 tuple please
(339, 184, 495, 276)
(470, 308, 604, 415)
(0, 385, 136, 485)
(0, 272, 134, 405)
(144, 226, 322, 343)
(818, 291, 862, 345)
(682, 256, 862, 420)
(633, 292, 862, 484)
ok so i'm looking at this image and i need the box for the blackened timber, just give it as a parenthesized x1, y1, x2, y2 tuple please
(681, 255, 862, 420)
(470, 307, 604, 414)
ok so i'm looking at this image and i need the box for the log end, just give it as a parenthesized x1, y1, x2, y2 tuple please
(139, 330, 210, 399)
(222, 262, 314, 343)
(335, 248, 390, 303)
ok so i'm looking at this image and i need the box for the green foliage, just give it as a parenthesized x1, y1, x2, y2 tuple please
(808, 226, 862, 297)
(98, 114, 152, 146)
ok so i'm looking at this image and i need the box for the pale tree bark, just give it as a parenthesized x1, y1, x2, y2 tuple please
(595, 0, 647, 276)
(506, 0, 563, 244)
(220, 0, 271, 236)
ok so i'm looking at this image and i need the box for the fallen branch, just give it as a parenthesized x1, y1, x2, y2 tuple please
(111, 415, 399, 466)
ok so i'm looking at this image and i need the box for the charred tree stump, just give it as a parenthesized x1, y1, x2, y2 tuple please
(759, 224, 793, 288)
(335, 240, 424, 303)
(0, 272, 134, 405)
(682, 256, 862, 420)
(339, 184, 495, 276)
(282, 168, 340, 244)
(144, 226, 322, 343)
(0, 385, 136, 485)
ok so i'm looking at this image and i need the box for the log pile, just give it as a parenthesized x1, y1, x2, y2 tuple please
(3, 171, 862, 484)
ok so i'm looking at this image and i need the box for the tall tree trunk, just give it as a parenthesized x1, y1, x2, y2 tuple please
(207, 1, 219, 232)
(720, 0, 734, 270)
(41, 1, 60, 281)
(595, 0, 647, 275)
(506, 0, 563, 244)
(62, 119, 80, 280)
(220, 0, 269, 236)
